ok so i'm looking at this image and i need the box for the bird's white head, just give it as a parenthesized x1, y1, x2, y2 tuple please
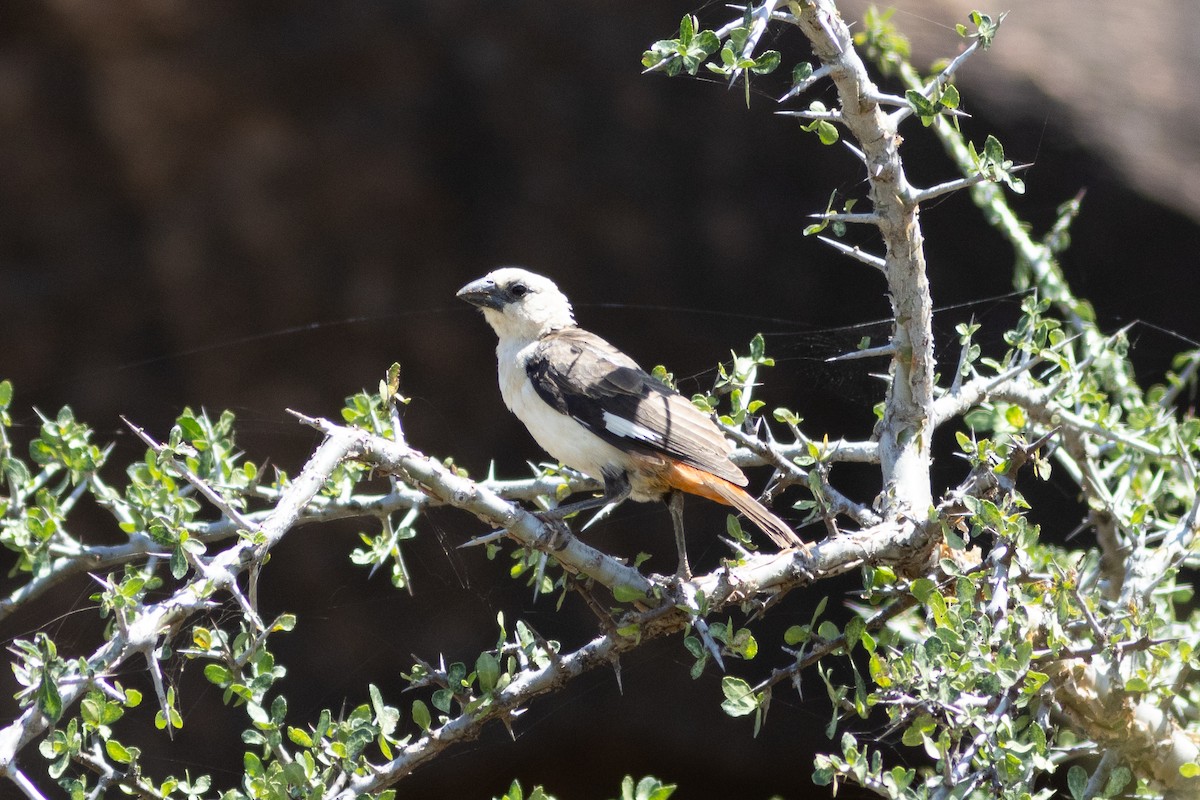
(456, 267, 576, 341)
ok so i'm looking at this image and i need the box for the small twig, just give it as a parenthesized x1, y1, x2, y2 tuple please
(777, 64, 833, 101)
(735, 0, 787, 69)
(909, 164, 1032, 206)
(930, 331, 1085, 428)
(840, 139, 867, 164)
(862, 90, 910, 107)
(1158, 349, 1200, 411)
(7, 768, 50, 800)
(826, 343, 896, 362)
(1082, 751, 1121, 800)
(990, 383, 1169, 460)
(752, 592, 919, 695)
(775, 108, 842, 120)
(816, 235, 887, 271)
(889, 39, 981, 127)
(807, 211, 881, 225)
(721, 423, 878, 528)
(122, 416, 259, 532)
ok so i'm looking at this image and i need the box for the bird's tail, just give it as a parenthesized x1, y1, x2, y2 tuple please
(666, 462, 808, 552)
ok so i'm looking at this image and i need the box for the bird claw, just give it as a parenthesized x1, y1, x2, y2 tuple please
(533, 512, 573, 551)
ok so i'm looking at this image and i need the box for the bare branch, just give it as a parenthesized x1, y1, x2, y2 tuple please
(807, 211, 881, 225)
(777, 64, 832, 101)
(775, 108, 842, 121)
(816, 235, 887, 271)
(788, 0, 938, 523)
(909, 164, 1032, 205)
(826, 343, 895, 362)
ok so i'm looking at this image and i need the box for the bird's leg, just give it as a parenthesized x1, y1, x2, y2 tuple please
(540, 468, 631, 519)
(535, 469, 631, 549)
(663, 493, 722, 667)
(667, 490, 692, 581)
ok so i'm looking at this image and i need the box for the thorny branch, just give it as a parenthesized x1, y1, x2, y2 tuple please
(0, 428, 355, 785)
(4, 2, 1200, 798)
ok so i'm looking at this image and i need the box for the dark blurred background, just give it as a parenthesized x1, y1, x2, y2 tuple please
(1, 1, 1198, 797)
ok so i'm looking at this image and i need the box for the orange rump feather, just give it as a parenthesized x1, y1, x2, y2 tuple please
(663, 461, 807, 552)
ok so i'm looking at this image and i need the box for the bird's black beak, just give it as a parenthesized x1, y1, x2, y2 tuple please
(456, 278, 505, 311)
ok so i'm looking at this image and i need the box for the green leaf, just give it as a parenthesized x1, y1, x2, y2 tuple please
(729, 627, 758, 660)
(678, 14, 695, 45)
(971, 10, 1004, 48)
(905, 89, 938, 118)
(815, 120, 839, 145)
(432, 685, 453, 714)
(1125, 676, 1150, 693)
(106, 739, 132, 764)
(630, 776, 676, 800)
(613, 584, 648, 604)
(272, 613, 297, 632)
(816, 620, 840, 641)
(169, 548, 188, 579)
(842, 616, 865, 652)
(244, 751, 264, 778)
(0, 380, 12, 409)
(204, 664, 232, 686)
(1105, 766, 1132, 795)
(752, 50, 781, 75)
(412, 699, 432, 732)
(719, 676, 759, 717)
(1067, 765, 1087, 800)
(192, 627, 212, 650)
(245, 702, 270, 727)
(38, 678, 63, 723)
(99, 701, 124, 726)
(984, 134, 1005, 164)
(80, 695, 101, 727)
(901, 714, 936, 747)
(287, 726, 314, 748)
(477, 652, 501, 695)
(370, 686, 399, 736)
(177, 415, 204, 443)
(909, 577, 937, 603)
(1004, 404, 1026, 428)
(695, 31, 719, 57)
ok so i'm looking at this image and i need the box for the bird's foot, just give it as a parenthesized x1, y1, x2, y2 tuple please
(532, 512, 573, 551)
(674, 558, 693, 583)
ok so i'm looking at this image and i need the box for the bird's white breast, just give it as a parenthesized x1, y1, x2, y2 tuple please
(495, 337, 645, 492)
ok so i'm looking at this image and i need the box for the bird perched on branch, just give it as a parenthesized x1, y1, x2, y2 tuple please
(457, 267, 805, 577)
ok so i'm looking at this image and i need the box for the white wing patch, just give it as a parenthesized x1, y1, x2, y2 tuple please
(602, 410, 663, 445)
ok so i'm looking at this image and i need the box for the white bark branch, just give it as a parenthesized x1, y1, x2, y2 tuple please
(792, 0, 936, 522)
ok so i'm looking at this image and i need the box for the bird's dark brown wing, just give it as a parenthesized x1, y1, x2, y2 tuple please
(526, 327, 747, 486)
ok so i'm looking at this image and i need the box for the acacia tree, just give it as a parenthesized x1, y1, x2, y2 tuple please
(3, 2, 1199, 798)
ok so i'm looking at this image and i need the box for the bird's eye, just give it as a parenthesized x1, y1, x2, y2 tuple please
(510, 283, 529, 297)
